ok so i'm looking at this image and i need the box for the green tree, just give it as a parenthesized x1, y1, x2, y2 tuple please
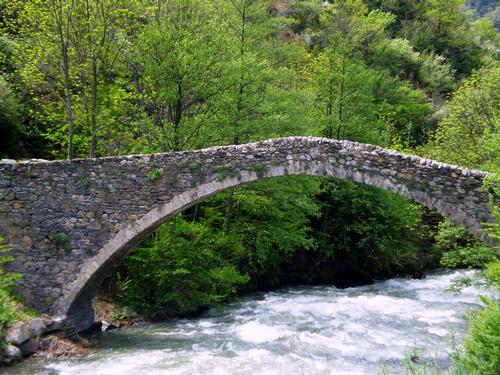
(118, 216, 249, 319)
(0, 74, 24, 158)
(310, 49, 379, 141)
(375, 75, 432, 149)
(14, 0, 141, 158)
(283, 179, 432, 285)
(18, 0, 78, 158)
(118, 176, 322, 316)
(69, 0, 141, 157)
(210, 177, 321, 288)
(403, 0, 488, 76)
(308, 0, 394, 143)
(424, 64, 499, 171)
(213, 0, 302, 145)
(133, 0, 230, 152)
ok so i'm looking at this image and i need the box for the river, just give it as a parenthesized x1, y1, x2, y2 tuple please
(8, 270, 483, 374)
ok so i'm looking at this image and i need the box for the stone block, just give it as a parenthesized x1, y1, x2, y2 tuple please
(6, 323, 31, 345)
(28, 318, 47, 337)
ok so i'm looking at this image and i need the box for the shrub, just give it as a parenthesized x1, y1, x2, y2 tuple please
(440, 245, 498, 269)
(117, 216, 249, 319)
(452, 261, 500, 375)
(0, 236, 21, 338)
(436, 220, 498, 268)
(460, 299, 500, 375)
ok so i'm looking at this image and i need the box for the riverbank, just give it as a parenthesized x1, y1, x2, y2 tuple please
(0, 316, 76, 365)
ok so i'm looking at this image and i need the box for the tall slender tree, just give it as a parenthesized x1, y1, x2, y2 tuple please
(15, 0, 140, 158)
(134, 0, 231, 152)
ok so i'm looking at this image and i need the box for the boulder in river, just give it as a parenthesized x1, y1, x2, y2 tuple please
(101, 320, 118, 332)
(36, 336, 90, 359)
(1, 345, 22, 365)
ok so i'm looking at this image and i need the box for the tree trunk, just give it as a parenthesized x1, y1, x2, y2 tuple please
(223, 191, 236, 236)
(89, 58, 98, 157)
(57, 5, 74, 160)
(337, 57, 346, 140)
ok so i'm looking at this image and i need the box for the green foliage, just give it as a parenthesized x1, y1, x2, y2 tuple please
(214, 177, 322, 287)
(147, 169, 161, 183)
(484, 260, 500, 287)
(0, 236, 21, 338)
(451, 260, 500, 375)
(51, 233, 71, 253)
(441, 246, 498, 269)
(424, 64, 500, 170)
(281, 179, 436, 286)
(2, 0, 496, 161)
(12, 0, 144, 158)
(117, 176, 322, 316)
(461, 302, 500, 375)
(307, 0, 396, 143)
(436, 220, 498, 268)
(134, 0, 230, 152)
(435, 220, 478, 252)
(0, 74, 25, 158)
(117, 216, 249, 319)
(310, 48, 381, 142)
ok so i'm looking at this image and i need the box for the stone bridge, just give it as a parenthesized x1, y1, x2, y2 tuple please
(0, 137, 496, 331)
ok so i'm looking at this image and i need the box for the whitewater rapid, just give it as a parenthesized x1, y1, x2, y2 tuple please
(10, 270, 483, 374)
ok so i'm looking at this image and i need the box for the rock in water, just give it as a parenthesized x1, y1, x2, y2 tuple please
(101, 320, 118, 332)
(2, 345, 22, 365)
(37, 336, 90, 358)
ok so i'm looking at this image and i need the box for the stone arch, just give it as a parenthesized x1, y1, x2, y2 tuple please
(0, 137, 495, 331)
(60, 157, 494, 331)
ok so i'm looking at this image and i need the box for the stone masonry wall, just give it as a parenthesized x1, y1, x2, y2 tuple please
(0, 137, 496, 330)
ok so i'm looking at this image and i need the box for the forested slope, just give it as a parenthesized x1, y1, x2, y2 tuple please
(0, 3, 498, 367)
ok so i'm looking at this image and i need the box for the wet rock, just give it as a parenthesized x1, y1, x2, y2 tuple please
(6, 323, 31, 345)
(2, 345, 22, 365)
(81, 320, 103, 334)
(101, 320, 118, 332)
(18, 338, 39, 357)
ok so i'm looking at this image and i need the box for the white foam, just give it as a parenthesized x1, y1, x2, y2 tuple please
(235, 321, 286, 343)
(13, 270, 484, 375)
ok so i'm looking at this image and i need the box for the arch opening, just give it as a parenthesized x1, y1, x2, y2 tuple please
(60, 159, 490, 331)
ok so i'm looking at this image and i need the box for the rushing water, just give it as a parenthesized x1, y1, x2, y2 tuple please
(9, 270, 484, 375)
